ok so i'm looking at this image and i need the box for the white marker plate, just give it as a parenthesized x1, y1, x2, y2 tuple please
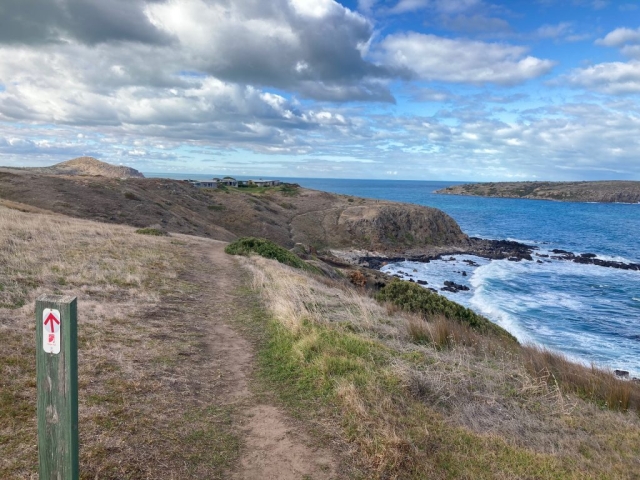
(43, 308, 61, 354)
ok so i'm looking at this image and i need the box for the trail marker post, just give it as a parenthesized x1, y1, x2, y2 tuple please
(36, 294, 79, 480)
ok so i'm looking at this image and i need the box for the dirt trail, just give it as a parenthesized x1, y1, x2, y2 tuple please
(185, 236, 339, 479)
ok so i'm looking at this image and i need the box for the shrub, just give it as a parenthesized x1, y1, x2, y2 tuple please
(207, 205, 226, 211)
(124, 191, 140, 201)
(225, 237, 317, 272)
(135, 228, 166, 236)
(376, 279, 516, 342)
(280, 183, 300, 197)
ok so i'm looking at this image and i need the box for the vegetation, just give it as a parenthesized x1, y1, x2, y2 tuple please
(0, 207, 240, 478)
(135, 227, 166, 236)
(240, 254, 640, 479)
(376, 279, 517, 341)
(225, 237, 318, 273)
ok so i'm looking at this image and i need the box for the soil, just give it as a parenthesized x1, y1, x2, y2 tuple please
(186, 236, 339, 479)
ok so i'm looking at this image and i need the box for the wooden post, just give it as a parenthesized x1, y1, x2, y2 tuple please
(36, 294, 79, 480)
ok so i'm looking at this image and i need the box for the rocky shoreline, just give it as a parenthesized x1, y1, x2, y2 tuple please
(349, 238, 640, 272)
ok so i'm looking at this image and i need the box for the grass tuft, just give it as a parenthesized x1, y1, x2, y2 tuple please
(135, 227, 167, 236)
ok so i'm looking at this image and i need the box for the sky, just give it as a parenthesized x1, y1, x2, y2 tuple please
(0, 0, 639, 180)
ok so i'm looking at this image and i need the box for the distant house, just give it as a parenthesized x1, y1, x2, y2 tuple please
(248, 179, 281, 187)
(186, 179, 218, 188)
(218, 176, 238, 187)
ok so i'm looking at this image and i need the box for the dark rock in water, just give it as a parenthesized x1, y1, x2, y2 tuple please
(580, 253, 597, 259)
(508, 257, 521, 262)
(537, 260, 543, 264)
(463, 259, 480, 267)
(536, 254, 549, 258)
(428, 288, 437, 292)
(552, 249, 573, 255)
(442, 280, 470, 293)
(409, 278, 415, 282)
(417, 279, 428, 285)
(615, 369, 630, 378)
(413, 269, 418, 272)
(461, 271, 467, 276)
(448, 256, 456, 261)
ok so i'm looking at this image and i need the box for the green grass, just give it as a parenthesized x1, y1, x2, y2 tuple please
(225, 237, 319, 273)
(376, 279, 517, 341)
(249, 296, 576, 479)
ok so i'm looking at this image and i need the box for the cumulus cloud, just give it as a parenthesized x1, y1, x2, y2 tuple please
(376, 33, 555, 85)
(0, 0, 173, 45)
(596, 27, 640, 47)
(564, 61, 640, 94)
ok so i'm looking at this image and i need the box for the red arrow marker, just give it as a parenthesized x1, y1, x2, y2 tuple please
(44, 312, 60, 333)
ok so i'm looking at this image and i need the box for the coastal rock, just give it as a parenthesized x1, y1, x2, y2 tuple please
(416, 279, 428, 285)
(442, 280, 470, 293)
(615, 370, 630, 378)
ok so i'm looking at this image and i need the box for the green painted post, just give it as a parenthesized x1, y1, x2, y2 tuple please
(36, 294, 79, 480)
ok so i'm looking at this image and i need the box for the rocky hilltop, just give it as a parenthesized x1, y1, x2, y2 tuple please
(11, 156, 145, 179)
(436, 180, 640, 203)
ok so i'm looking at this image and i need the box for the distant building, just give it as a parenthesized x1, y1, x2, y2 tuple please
(218, 177, 238, 187)
(186, 179, 218, 188)
(248, 179, 281, 187)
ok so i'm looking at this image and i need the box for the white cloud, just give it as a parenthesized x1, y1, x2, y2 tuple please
(377, 33, 554, 85)
(596, 27, 640, 47)
(536, 22, 572, 39)
(565, 61, 640, 94)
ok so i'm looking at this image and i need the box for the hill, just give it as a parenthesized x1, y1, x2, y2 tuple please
(8, 156, 145, 179)
(0, 168, 468, 254)
(436, 180, 640, 203)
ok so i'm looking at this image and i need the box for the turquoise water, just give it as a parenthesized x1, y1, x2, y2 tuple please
(148, 174, 640, 375)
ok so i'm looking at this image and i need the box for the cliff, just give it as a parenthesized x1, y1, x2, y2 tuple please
(0, 168, 466, 254)
(436, 180, 640, 203)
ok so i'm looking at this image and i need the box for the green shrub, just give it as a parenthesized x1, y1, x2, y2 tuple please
(376, 280, 517, 342)
(135, 228, 166, 236)
(279, 183, 300, 197)
(124, 192, 140, 201)
(207, 204, 226, 211)
(225, 237, 317, 272)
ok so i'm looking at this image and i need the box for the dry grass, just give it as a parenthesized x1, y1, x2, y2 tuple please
(243, 254, 640, 479)
(522, 345, 640, 412)
(0, 206, 240, 479)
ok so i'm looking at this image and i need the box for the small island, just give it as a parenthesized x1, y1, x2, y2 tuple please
(435, 180, 640, 204)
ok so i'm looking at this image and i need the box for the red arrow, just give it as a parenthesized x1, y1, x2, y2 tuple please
(44, 312, 60, 333)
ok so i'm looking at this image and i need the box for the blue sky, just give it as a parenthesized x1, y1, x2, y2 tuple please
(0, 0, 639, 180)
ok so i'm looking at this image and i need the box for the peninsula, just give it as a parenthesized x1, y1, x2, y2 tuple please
(435, 180, 640, 203)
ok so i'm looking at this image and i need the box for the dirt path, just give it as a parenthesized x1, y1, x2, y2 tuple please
(185, 236, 339, 479)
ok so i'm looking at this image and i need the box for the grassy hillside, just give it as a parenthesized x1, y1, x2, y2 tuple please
(240, 254, 640, 479)
(0, 168, 467, 253)
(0, 206, 242, 478)
(3, 194, 640, 478)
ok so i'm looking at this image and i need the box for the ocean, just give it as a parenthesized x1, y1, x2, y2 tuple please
(148, 174, 640, 376)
